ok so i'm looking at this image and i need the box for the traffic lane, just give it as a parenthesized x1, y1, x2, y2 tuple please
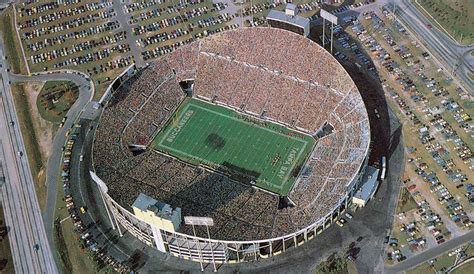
(1, 49, 58, 272)
(1, 92, 55, 273)
(399, 0, 461, 52)
(394, 6, 474, 92)
(2, 66, 56, 272)
(396, 0, 474, 93)
(0, 146, 32, 273)
(0, 98, 40, 272)
(7, 70, 95, 248)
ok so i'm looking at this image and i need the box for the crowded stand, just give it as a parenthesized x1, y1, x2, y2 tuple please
(93, 27, 370, 241)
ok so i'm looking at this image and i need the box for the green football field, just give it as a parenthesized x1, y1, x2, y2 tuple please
(152, 98, 315, 195)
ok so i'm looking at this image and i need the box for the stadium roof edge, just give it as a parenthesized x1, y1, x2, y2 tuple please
(267, 10, 310, 29)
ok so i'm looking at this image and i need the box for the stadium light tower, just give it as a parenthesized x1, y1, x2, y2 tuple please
(250, 0, 253, 26)
(184, 216, 216, 272)
(320, 9, 338, 54)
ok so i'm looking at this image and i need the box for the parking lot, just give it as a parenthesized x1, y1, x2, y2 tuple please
(328, 7, 473, 265)
(16, 1, 134, 93)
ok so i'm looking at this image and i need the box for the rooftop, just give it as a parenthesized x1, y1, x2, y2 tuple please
(354, 166, 380, 201)
(267, 10, 310, 29)
(133, 193, 180, 220)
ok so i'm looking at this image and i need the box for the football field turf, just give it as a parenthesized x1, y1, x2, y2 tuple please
(152, 98, 315, 195)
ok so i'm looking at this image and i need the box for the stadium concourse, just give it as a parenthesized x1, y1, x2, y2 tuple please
(91, 27, 370, 262)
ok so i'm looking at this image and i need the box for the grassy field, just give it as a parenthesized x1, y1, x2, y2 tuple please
(407, 248, 457, 273)
(408, 243, 473, 274)
(10, 83, 47, 210)
(418, 0, 474, 44)
(37, 81, 79, 123)
(396, 187, 418, 214)
(452, 261, 474, 274)
(153, 98, 315, 195)
(0, 206, 14, 274)
(0, 7, 27, 74)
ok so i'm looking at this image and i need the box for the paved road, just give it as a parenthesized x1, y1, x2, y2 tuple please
(386, 230, 474, 273)
(392, 0, 474, 93)
(0, 37, 58, 273)
(70, 118, 136, 262)
(8, 71, 94, 254)
(112, 0, 145, 68)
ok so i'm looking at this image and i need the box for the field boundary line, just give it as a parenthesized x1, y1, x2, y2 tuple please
(154, 100, 311, 194)
(189, 102, 309, 143)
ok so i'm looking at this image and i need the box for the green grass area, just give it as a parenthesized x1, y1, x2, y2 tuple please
(418, 0, 474, 44)
(153, 98, 315, 195)
(0, 7, 28, 74)
(408, 243, 473, 274)
(11, 83, 47, 210)
(396, 187, 418, 214)
(452, 261, 474, 274)
(407, 250, 456, 274)
(0, 206, 14, 274)
(37, 81, 79, 123)
(53, 217, 73, 274)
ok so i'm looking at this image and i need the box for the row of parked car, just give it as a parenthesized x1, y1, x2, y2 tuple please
(25, 21, 121, 53)
(407, 180, 451, 245)
(60, 124, 133, 272)
(410, 152, 471, 228)
(131, 4, 225, 35)
(368, 10, 473, 229)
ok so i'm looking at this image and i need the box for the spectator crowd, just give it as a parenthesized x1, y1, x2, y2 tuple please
(93, 27, 369, 241)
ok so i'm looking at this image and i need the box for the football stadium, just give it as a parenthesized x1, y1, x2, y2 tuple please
(91, 27, 370, 264)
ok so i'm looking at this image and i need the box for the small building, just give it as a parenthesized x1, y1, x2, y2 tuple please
(352, 166, 380, 207)
(132, 193, 182, 233)
(267, 4, 310, 37)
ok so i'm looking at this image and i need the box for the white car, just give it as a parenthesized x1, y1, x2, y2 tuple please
(345, 212, 353, 219)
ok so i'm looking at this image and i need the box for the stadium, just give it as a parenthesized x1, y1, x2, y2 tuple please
(91, 27, 370, 264)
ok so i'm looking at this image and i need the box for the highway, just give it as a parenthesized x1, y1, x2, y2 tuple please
(392, 0, 474, 93)
(9, 71, 93, 251)
(0, 37, 58, 273)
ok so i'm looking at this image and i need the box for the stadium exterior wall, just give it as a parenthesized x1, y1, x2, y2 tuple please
(90, 155, 368, 264)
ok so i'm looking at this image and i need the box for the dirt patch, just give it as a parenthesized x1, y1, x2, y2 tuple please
(24, 82, 54, 159)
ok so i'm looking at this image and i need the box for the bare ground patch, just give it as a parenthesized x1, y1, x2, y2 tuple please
(24, 82, 54, 159)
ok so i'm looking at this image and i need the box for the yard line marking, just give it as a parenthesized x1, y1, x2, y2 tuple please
(154, 99, 314, 194)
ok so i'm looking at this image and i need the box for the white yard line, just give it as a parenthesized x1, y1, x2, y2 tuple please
(156, 101, 312, 193)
